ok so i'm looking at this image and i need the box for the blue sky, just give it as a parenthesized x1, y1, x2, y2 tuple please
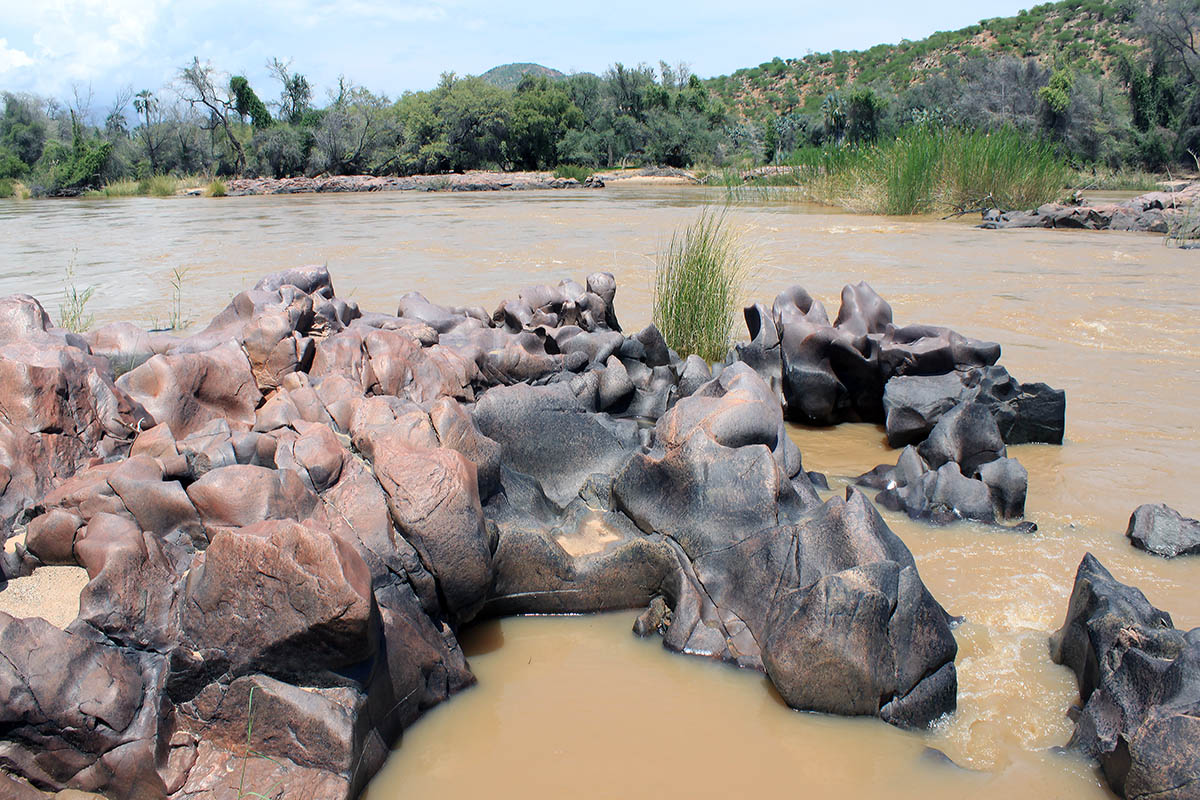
(1, 1, 1034, 117)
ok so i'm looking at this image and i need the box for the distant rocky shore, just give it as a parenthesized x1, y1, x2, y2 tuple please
(218, 170, 605, 196)
(981, 181, 1199, 233)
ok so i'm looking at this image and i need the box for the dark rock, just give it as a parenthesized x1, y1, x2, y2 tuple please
(1125, 503, 1200, 558)
(883, 366, 1065, 447)
(474, 380, 640, 507)
(918, 402, 1006, 476)
(1050, 554, 1200, 799)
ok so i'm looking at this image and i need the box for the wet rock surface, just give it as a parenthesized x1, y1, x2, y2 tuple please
(1050, 554, 1200, 799)
(1125, 503, 1200, 558)
(0, 268, 1073, 797)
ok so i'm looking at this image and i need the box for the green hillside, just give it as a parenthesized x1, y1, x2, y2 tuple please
(709, 0, 1143, 119)
(480, 63, 567, 90)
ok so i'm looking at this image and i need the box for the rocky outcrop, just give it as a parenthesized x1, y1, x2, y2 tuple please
(736, 281, 1056, 527)
(0, 295, 152, 530)
(221, 171, 601, 197)
(1050, 554, 1200, 799)
(0, 267, 964, 798)
(735, 281, 1031, 428)
(882, 366, 1064, 447)
(1125, 503, 1200, 558)
(856, 403, 1029, 525)
(980, 182, 1199, 233)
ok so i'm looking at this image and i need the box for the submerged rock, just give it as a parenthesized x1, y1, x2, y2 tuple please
(1050, 554, 1200, 799)
(1125, 503, 1200, 558)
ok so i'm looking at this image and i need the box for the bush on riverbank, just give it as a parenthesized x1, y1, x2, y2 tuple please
(553, 164, 594, 182)
(653, 209, 747, 363)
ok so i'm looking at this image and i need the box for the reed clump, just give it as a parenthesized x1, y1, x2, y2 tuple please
(653, 208, 748, 363)
(733, 126, 1072, 215)
(206, 179, 227, 197)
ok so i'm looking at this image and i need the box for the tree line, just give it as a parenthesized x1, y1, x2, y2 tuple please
(0, 0, 1197, 197)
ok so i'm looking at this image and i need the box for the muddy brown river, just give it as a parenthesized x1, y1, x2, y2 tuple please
(1, 185, 1197, 798)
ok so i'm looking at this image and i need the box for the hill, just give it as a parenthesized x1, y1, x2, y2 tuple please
(709, 0, 1144, 119)
(479, 63, 567, 90)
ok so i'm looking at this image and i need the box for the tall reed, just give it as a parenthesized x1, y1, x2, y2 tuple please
(746, 126, 1072, 215)
(653, 208, 748, 363)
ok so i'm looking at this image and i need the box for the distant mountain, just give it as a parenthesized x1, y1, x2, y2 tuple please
(479, 63, 567, 90)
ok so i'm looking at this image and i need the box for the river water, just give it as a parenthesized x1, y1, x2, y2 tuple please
(1, 185, 1197, 798)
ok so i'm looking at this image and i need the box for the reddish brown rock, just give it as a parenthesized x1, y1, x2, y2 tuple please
(117, 341, 261, 438)
(176, 519, 374, 684)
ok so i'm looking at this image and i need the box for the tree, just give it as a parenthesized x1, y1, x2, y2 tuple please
(0, 92, 48, 168)
(133, 89, 166, 173)
(311, 80, 398, 174)
(177, 57, 246, 174)
(268, 58, 312, 124)
(1137, 0, 1200, 85)
(821, 91, 847, 144)
(104, 87, 132, 140)
(230, 76, 272, 129)
(846, 88, 885, 143)
(508, 75, 583, 169)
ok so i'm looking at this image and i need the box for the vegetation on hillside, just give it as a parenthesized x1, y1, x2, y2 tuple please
(480, 63, 568, 90)
(710, 0, 1200, 173)
(0, 0, 1196, 205)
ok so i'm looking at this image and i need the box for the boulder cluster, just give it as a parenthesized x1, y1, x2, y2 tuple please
(0, 268, 965, 798)
(979, 183, 1199, 233)
(33, 266, 1200, 800)
(1051, 554, 1200, 800)
(732, 281, 1063, 526)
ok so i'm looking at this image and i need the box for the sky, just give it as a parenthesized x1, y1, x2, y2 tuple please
(0, 0, 1035, 119)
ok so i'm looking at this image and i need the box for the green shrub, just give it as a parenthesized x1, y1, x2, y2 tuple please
(653, 208, 749, 363)
(553, 164, 594, 182)
(207, 179, 227, 197)
(0, 178, 12, 198)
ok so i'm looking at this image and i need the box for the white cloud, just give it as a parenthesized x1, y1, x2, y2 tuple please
(312, 1, 450, 24)
(0, 39, 34, 73)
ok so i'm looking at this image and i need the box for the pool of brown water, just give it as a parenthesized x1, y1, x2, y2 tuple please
(2, 184, 1197, 798)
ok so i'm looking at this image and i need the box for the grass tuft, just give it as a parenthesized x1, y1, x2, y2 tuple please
(141, 174, 179, 196)
(653, 208, 749, 363)
(206, 179, 227, 198)
(59, 248, 95, 333)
